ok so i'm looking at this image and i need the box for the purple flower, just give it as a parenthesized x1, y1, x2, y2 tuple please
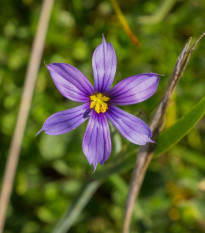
(38, 35, 159, 171)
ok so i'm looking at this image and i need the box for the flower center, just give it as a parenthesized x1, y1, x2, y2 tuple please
(90, 93, 110, 114)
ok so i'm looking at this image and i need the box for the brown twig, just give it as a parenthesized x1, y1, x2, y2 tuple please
(123, 32, 205, 233)
(0, 0, 54, 232)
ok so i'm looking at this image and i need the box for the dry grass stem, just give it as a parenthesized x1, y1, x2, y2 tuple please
(0, 1, 54, 232)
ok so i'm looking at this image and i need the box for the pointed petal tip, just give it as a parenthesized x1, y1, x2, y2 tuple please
(87, 158, 98, 173)
(106, 105, 155, 146)
(102, 33, 105, 42)
(36, 129, 43, 137)
(45, 63, 52, 71)
(92, 35, 116, 92)
(46, 63, 54, 69)
(155, 73, 164, 77)
(140, 72, 163, 79)
(92, 163, 98, 173)
(148, 138, 155, 144)
(144, 72, 163, 76)
(44, 60, 47, 67)
(39, 104, 89, 136)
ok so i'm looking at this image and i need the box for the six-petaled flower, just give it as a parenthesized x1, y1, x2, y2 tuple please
(38, 35, 160, 171)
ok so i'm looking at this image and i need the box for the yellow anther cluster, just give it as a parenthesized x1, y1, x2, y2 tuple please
(90, 93, 110, 114)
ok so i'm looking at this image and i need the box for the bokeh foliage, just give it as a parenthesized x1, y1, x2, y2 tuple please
(1, 0, 205, 232)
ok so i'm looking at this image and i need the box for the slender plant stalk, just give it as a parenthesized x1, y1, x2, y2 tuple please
(52, 181, 100, 233)
(0, 0, 54, 232)
(123, 32, 205, 233)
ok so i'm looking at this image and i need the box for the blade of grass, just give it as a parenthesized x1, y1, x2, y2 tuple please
(155, 95, 205, 156)
(52, 181, 100, 233)
(110, 0, 140, 46)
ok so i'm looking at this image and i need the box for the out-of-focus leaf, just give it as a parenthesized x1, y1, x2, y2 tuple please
(187, 127, 202, 149)
(137, 0, 176, 24)
(39, 134, 69, 160)
(154, 95, 205, 156)
(108, 175, 128, 197)
(52, 181, 100, 233)
(37, 206, 55, 223)
(94, 150, 136, 180)
(164, 90, 177, 128)
(171, 146, 205, 171)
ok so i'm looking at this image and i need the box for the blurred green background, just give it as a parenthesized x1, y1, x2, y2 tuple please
(1, 0, 205, 232)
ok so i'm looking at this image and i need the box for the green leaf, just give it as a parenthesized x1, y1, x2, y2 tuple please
(154, 95, 205, 156)
(52, 181, 100, 233)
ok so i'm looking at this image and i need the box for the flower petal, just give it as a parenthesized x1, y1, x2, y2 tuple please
(106, 105, 153, 145)
(83, 111, 111, 171)
(92, 35, 117, 93)
(47, 63, 94, 102)
(109, 73, 159, 105)
(37, 103, 90, 135)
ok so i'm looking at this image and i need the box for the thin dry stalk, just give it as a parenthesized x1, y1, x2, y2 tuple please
(123, 32, 205, 233)
(0, 0, 54, 232)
